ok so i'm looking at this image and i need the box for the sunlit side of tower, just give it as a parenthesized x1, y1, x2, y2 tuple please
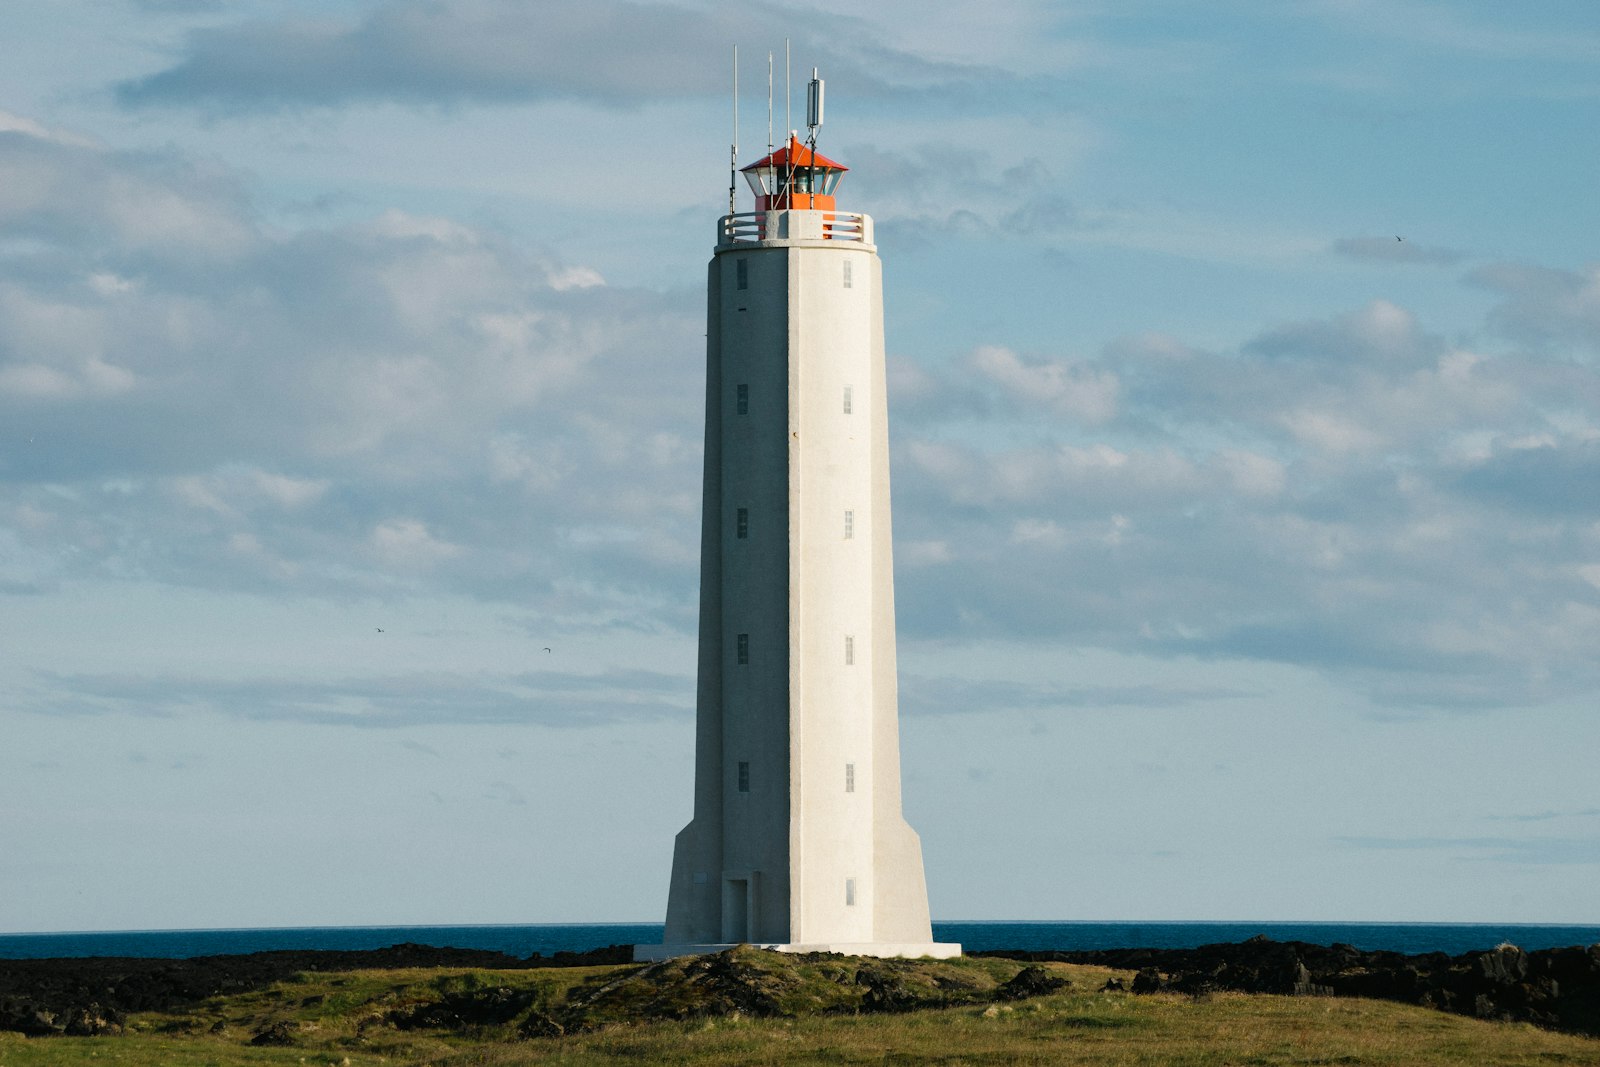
(636, 72, 958, 960)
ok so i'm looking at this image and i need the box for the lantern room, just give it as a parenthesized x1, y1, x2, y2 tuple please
(741, 134, 848, 212)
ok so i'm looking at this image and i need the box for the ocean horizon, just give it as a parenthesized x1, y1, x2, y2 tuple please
(3, 921, 1598, 961)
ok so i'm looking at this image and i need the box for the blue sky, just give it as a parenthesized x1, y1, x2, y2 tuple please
(2, 0, 1598, 933)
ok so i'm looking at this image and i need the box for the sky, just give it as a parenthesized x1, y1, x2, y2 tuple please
(2, 0, 1598, 935)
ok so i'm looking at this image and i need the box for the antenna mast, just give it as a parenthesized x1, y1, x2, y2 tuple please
(784, 39, 793, 201)
(766, 52, 773, 159)
(729, 46, 738, 216)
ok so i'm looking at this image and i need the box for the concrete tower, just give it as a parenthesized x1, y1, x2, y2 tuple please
(636, 86, 958, 961)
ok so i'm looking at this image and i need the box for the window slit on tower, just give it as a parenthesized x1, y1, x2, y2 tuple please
(737, 633, 749, 664)
(843, 385, 853, 414)
(736, 258, 748, 290)
(737, 383, 749, 415)
(845, 879, 857, 906)
(844, 635, 854, 665)
(737, 507, 749, 539)
(737, 762, 750, 793)
(845, 763, 855, 793)
(843, 510, 854, 539)
(843, 259, 853, 288)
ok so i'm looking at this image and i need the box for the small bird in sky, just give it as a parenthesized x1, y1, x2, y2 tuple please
(1396, 235, 1404, 242)
(543, 647, 552, 653)
(376, 628, 384, 633)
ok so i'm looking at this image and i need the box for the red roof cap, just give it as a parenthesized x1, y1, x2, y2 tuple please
(740, 134, 848, 173)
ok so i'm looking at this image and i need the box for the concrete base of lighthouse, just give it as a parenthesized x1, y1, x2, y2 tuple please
(633, 941, 962, 962)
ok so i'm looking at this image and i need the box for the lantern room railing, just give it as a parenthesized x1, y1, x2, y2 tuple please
(719, 210, 872, 247)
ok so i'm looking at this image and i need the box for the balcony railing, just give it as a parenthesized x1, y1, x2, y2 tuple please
(719, 210, 872, 246)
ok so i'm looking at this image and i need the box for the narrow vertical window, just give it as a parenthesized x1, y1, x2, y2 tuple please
(845, 878, 856, 906)
(737, 762, 750, 792)
(737, 633, 749, 664)
(845, 763, 855, 793)
(736, 507, 749, 539)
(736, 258, 748, 290)
(844, 635, 855, 665)
(736, 383, 749, 415)
(842, 385, 853, 415)
(843, 259, 853, 289)
(843, 510, 854, 539)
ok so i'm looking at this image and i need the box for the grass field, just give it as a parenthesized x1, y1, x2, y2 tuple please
(2, 953, 1599, 1066)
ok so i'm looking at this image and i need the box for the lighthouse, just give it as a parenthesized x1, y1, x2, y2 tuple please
(635, 73, 958, 960)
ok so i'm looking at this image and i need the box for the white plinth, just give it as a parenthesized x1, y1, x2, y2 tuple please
(633, 942, 962, 962)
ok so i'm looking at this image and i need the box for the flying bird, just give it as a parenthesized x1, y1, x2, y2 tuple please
(1396, 235, 1404, 242)
(543, 647, 552, 653)
(376, 628, 384, 633)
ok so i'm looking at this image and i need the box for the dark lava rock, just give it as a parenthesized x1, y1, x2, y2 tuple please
(388, 986, 538, 1031)
(61, 1003, 123, 1036)
(683, 950, 787, 1017)
(855, 968, 921, 1013)
(566, 948, 791, 1024)
(1131, 967, 1166, 994)
(976, 937, 1600, 1037)
(547, 945, 634, 967)
(0, 1002, 59, 1037)
(517, 1011, 565, 1039)
(1476, 944, 1529, 985)
(248, 1020, 296, 1046)
(997, 965, 1068, 1001)
(0, 941, 633, 1037)
(1101, 977, 1127, 992)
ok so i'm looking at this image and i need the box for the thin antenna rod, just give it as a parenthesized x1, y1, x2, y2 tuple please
(785, 38, 792, 207)
(766, 52, 773, 158)
(729, 46, 738, 216)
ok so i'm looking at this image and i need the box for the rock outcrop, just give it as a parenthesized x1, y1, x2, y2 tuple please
(977, 936, 1600, 1036)
(0, 941, 629, 1037)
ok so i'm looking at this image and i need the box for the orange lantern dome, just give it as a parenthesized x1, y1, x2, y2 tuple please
(740, 134, 848, 212)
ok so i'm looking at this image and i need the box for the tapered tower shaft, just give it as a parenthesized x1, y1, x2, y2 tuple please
(637, 134, 957, 961)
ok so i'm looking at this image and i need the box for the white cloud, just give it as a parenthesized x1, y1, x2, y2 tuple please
(547, 266, 605, 291)
(1279, 408, 1384, 454)
(969, 345, 1119, 422)
(1473, 262, 1600, 354)
(0, 110, 97, 149)
(0, 109, 702, 617)
(0, 122, 254, 260)
(113, 0, 982, 113)
(369, 519, 461, 569)
(884, 286, 1600, 707)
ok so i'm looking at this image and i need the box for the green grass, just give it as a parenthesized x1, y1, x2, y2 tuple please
(2, 952, 1598, 1066)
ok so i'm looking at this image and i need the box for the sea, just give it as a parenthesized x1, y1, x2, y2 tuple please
(2, 922, 1598, 961)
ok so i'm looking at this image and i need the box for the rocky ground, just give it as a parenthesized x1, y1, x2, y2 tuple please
(977, 935, 1600, 1036)
(4, 937, 1598, 1041)
(0, 944, 1060, 1043)
(0, 941, 631, 1037)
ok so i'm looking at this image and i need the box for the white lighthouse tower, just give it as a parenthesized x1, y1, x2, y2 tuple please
(636, 75, 958, 961)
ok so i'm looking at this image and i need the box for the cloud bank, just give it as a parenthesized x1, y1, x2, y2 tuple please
(115, 0, 980, 113)
(4, 106, 1598, 720)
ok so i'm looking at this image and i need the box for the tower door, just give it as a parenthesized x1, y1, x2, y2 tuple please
(721, 873, 759, 943)
(721, 879, 748, 943)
